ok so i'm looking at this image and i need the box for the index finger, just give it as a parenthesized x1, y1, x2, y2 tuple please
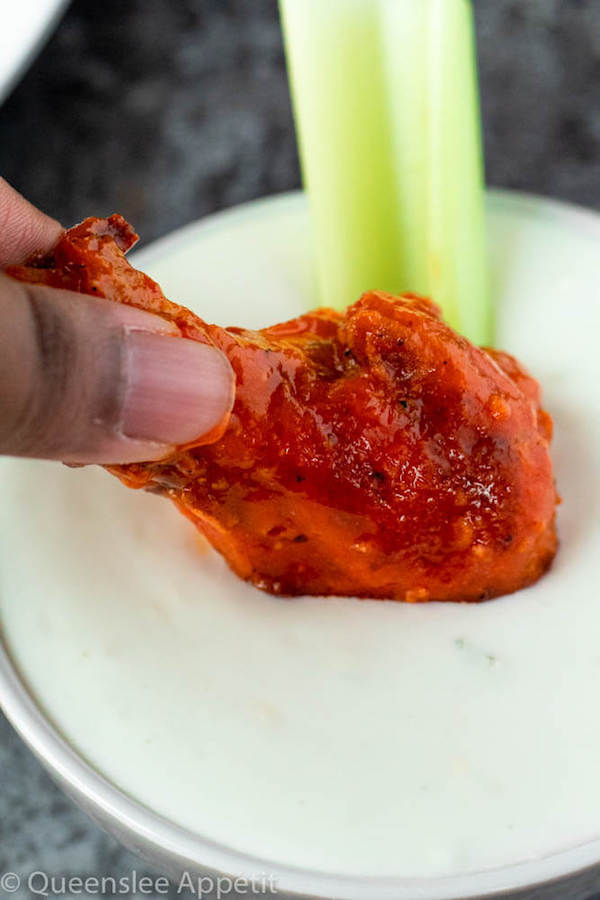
(0, 177, 63, 266)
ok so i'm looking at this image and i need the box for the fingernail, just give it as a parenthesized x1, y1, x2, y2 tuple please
(121, 332, 234, 445)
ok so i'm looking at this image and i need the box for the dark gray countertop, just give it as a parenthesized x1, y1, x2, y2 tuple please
(1, 1, 600, 896)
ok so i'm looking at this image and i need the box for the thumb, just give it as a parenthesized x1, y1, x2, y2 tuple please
(0, 274, 234, 463)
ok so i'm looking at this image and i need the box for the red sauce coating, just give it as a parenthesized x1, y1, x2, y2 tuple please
(6, 216, 559, 602)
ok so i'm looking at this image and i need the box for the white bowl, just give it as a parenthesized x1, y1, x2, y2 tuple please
(0, 0, 70, 105)
(2, 190, 600, 900)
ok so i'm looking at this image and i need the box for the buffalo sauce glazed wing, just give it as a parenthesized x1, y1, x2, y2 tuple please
(6, 216, 559, 602)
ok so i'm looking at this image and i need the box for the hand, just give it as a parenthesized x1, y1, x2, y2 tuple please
(0, 178, 234, 464)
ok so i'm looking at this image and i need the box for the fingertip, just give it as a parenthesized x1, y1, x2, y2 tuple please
(120, 334, 235, 448)
(0, 275, 235, 465)
(0, 177, 63, 265)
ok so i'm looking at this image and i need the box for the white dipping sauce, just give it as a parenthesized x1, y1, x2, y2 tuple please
(1, 193, 600, 879)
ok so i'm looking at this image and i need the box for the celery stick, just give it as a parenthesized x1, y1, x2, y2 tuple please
(279, 0, 492, 344)
(279, 0, 401, 312)
(426, 0, 490, 343)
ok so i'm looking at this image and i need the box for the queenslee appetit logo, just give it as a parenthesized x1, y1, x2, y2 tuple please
(0, 870, 278, 898)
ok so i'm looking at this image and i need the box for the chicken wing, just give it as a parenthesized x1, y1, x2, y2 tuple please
(6, 216, 558, 601)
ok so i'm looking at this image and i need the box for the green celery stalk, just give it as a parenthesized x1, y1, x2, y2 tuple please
(279, 0, 492, 345)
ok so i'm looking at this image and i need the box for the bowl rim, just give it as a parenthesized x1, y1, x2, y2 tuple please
(3, 187, 600, 900)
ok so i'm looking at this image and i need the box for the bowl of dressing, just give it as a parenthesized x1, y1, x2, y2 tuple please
(2, 190, 600, 900)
